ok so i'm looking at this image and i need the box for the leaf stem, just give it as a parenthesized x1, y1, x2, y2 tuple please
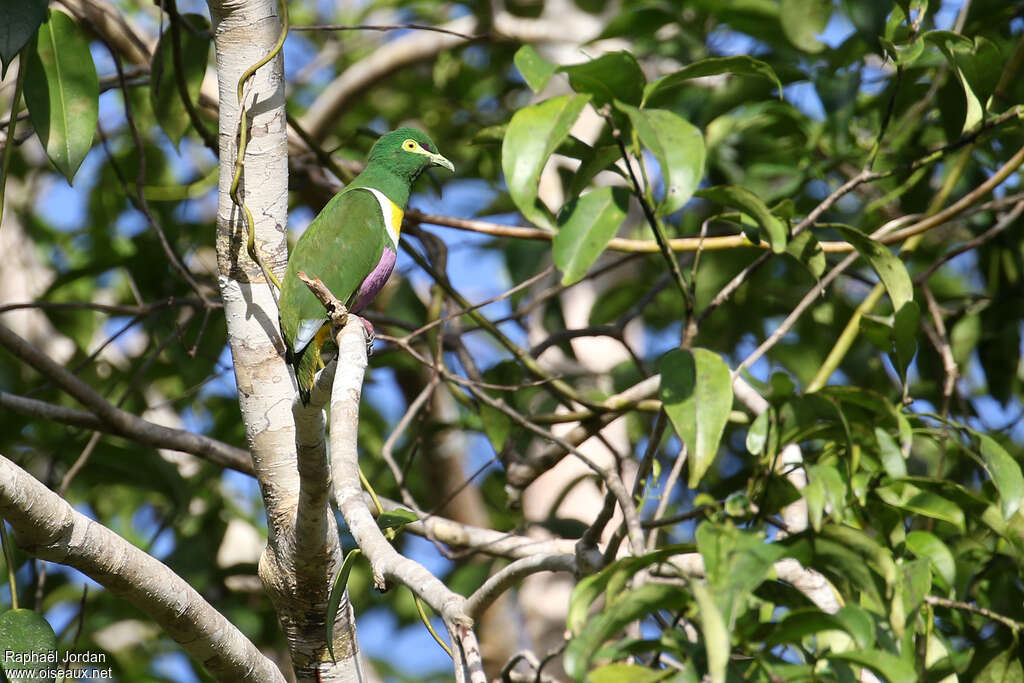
(0, 52, 25, 233)
(0, 518, 18, 610)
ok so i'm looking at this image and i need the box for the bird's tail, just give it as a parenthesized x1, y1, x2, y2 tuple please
(291, 324, 329, 405)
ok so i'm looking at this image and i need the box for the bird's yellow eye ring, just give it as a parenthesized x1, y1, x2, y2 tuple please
(403, 139, 418, 151)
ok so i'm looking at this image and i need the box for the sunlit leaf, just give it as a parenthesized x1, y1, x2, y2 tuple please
(564, 583, 687, 680)
(22, 10, 98, 183)
(827, 649, 917, 683)
(616, 103, 705, 216)
(553, 186, 630, 285)
(691, 581, 728, 683)
(659, 349, 734, 487)
(513, 44, 557, 93)
(697, 186, 787, 252)
(502, 94, 589, 229)
(978, 434, 1024, 520)
(833, 225, 913, 311)
(780, 0, 831, 53)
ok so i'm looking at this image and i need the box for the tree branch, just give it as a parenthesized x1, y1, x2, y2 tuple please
(0, 324, 252, 473)
(0, 453, 285, 683)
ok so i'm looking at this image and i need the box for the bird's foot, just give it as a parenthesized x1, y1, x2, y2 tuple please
(359, 316, 376, 357)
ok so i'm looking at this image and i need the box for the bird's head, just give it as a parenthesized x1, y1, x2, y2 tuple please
(368, 127, 455, 180)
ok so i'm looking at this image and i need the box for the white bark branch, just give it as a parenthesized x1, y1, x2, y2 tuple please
(207, 0, 359, 678)
(329, 319, 486, 683)
(0, 453, 285, 683)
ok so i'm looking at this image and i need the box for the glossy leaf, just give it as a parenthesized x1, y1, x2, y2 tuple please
(746, 410, 769, 454)
(561, 51, 645, 108)
(978, 434, 1024, 520)
(377, 508, 418, 530)
(696, 186, 787, 252)
(513, 44, 557, 93)
(553, 186, 630, 285)
(0, 609, 58, 683)
(658, 348, 734, 488)
(691, 581, 728, 683)
(643, 56, 782, 105)
(150, 13, 210, 148)
(0, 0, 47, 77)
(589, 664, 673, 683)
(564, 583, 687, 680)
(325, 548, 362, 662)
(834, 225, 913, 312)
(875, 482, 966, 531)
(875, 427, 907, 479)
(22, 10, 99, 183)
(827, 649, 917, 683)
(616, 103, 705, 216)
(566, 546, 687, 635)
(502, 94, 589, 229)
(780, 0, 831, 53)
(767, 609, 862, 648)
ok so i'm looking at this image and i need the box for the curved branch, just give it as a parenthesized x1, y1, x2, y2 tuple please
(465, 554, 576, 619)
(329, 319, 486, 683)
(0, 453, 284, 683)
(0, 325, 252, 473)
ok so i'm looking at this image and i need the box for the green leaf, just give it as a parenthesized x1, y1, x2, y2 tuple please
(22, 10, 99, 183)
(553, 186, 630, 285)
(978, 434, 1024, 520)
(875, 427, 907, 479)
(325, 548, 362, 663)
(643, 56, 782, 105)
(615, 103, 705, 217)
(976, 648, 1024, 683)
(875, 482, 966, 531)
(658, 349, 734, 488)
(589, 664, 674, 683)
(780, 0, 831, 53)
(150, 13, 210, 148)
(904, 530, 955, 588)
(0, 0, 47, 77)
(691, 581, 728, 683)
(828, 649, 917, 683)
(561, 51, 645, 108)
(502, 94, 589, 229)
(696, 186, 787, 252)
(566, 546, 689, 635)
(746, 411, 769, 455)
(891, 301, 919, 382)
(377, 508, 419, 530)
(924, 31, 984, 133)
(564, 583, 688, 680)
(513, 45, 557, 93)
(767, 608, 868, 648)
(0, 609, 58, 683)
(697, 523, 785, 625)
(785, 231, 826, 279)
(833, 225, 913, 311)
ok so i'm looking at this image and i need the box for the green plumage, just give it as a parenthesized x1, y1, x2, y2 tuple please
(279, 127, 454, 403)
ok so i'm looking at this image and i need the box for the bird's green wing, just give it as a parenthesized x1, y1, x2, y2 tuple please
(279, 188, 388, 356)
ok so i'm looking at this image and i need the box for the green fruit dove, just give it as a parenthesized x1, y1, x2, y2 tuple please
(279, 127, 454, 404)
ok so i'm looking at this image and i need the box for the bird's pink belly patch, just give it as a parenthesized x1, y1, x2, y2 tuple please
(352, 248, 397, 312)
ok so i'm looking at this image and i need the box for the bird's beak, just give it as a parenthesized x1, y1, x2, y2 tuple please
(429, 153, 455, 173)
